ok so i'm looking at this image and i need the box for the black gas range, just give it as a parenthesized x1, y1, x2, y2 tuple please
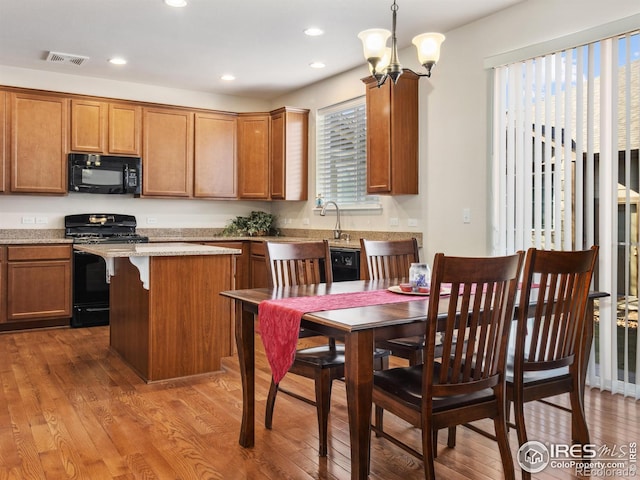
(65, 213, 149, 244)
(65, 214, 148, 327)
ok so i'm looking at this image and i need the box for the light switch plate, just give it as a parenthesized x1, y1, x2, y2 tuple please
(463, 208, 471, 224)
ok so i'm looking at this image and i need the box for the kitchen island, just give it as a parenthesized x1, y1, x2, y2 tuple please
(73, 242, 241, 382)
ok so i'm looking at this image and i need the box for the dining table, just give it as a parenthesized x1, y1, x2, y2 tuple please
(220, 278, 607, 480)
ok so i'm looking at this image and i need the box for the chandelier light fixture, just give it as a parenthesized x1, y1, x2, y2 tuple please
(358, 0, 445, 87)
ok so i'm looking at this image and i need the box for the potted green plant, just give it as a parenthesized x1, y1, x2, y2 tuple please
(222, 211, 279, 237)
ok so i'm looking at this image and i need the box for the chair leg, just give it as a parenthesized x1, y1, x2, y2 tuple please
(493, 413, 516, 480)
(432, 429, 438, 458)
(512, 399, 531, 480)
(421, 424, 437, 480)
(410, 349, 424, 366)
(265, 379, 278, 430)
(447, 426, 456, 448)
(569, 387, 590, 446)
(315, 369, 333, 457)
(374, 405, 384, 437)
(374, 355, 389, 371)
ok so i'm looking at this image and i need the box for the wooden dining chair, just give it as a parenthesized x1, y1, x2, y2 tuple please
(371, 251, 524, 480)
(360, 237, 426, 365)
(445, 246, 599, 479)
(509, 246, 598, 478)
(263, 240, 389, 457)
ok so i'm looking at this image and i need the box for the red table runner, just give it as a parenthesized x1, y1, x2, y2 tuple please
(258, 288, 429, 384)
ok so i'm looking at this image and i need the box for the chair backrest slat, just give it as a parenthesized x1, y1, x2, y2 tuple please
(360, 238, 420, 280)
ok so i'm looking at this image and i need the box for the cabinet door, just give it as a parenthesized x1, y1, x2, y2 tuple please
(142, 107, 193, 197)
(70, 99, 106, 153)
(270, 107, 308, 201)
(365, 80, 393, 193)
(6, 245, 72, 322)
(237, 114, 270, 199)
(0, 91, 6, 193)
(194, 112, 237, 198)
(10, 92, 68, 194)
(0, 247, 5, 322)
(249, 241, 269, 288)
(109, 103, 141, 155)
(270, 111, 285, 199)
(364, 72, 418, 195)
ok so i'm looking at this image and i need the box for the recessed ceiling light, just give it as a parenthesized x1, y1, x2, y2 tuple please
(304, 27, 324, 37)
(309, 62, 326, 69)
(164, 0, 187, 7)
(109, 57, 127, 65)
(221, 74, 235, 81)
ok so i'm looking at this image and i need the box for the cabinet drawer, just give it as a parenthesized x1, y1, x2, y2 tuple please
(8, 245, 71, 261)
(250, 241, 266, 257)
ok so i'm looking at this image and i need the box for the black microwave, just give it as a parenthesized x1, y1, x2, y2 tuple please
(68, 154, 142, 194)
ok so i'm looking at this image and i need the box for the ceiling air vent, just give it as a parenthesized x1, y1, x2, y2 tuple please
(46, 51, 89, 66)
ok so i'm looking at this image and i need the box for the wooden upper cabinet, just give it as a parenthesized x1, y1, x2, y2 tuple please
(9, 91, 68, 194)
(194, 112, 237, 198)
(0, 91, 6, 193)
(270, 107, 309, 201)
(237, 113, 270, 199)
(108, 103, 141, 155)
(70, 99, 141, 155)
(363, 71, 419, 195)
(70, 99, 106, 153)
(142, 107, 194, 197)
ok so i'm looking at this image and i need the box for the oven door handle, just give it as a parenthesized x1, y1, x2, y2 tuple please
(84, 307, 110, 313)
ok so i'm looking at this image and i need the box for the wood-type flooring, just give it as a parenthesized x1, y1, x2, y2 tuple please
(0, 326, 637, 479)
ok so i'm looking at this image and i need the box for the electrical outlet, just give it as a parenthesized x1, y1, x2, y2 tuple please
(147, 217, 158, 224)
(303, 218, 310, 225)
(408, 218, 418, 227)
(389, 217, 399, 227)
(21, 216, 35, 224)
(36, 216, 48, 224)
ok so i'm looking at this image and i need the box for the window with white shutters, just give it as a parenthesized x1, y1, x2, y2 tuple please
(316, 97, 379, 208)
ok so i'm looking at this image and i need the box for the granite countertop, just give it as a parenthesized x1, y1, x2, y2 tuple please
(0, 228, 421, 249)
(0, 230, 72, 245)
(73, 242, 242, 258)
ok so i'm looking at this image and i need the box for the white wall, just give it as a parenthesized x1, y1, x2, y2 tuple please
(271, 0, 640, 262)
(2, 0, 639, 259)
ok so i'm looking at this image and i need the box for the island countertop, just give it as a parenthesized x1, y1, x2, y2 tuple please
(73, 242, 242, 257)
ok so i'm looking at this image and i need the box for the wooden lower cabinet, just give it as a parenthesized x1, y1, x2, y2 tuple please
(109, 253, 235, 382)
(249, 241, 269, 288)
(203, 241, 248, 289)
(0, 247, 5, 322)
(4, 244, 72, 324)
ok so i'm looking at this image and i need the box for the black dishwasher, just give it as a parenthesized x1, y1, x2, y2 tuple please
(324, 247, 360, 282)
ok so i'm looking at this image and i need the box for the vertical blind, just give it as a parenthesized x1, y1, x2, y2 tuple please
(492, 31, 640, 399)
(316, 97, 378, 206)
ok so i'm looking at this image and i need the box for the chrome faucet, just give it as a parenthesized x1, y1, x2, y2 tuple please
(320, 201, 342, 239)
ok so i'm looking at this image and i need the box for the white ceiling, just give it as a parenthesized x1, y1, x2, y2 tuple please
(0, 0, 523, 100)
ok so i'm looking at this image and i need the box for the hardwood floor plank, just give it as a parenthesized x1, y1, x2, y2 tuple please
(0, 326, 637, 480)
